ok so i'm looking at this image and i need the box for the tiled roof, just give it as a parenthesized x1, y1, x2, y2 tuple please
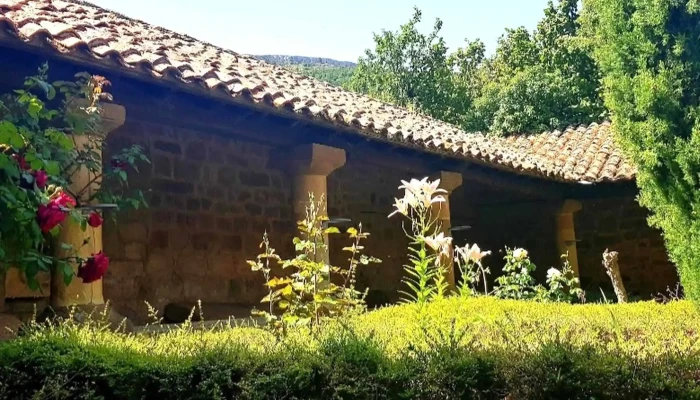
(0, 0, 635, 182)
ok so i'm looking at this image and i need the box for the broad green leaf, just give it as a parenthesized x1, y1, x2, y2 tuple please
(44, 160, 60, 175)
(29, 158, 43, 170)
(0, 121, 23, 148)
(62, 262, 74, 286)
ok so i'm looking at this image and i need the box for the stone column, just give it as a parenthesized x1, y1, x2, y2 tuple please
(431, 171, 463, 289)
(556, 199, 582, 276)
(276, 144, 346, 264)
(50, 102, 125, 309)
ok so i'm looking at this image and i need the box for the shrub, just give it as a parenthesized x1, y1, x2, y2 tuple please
(1, 298, 699, 399)
(584, 0, 700, 300)
(0, 66, 147, 291)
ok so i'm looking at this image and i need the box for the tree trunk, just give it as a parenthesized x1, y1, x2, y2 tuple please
(602, 249, 627, 303)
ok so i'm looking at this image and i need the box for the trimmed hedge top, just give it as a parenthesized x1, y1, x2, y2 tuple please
(2, 298, 700, 399)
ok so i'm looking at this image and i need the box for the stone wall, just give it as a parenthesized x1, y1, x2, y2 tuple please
(449, 182, 560, 283)
(103, 121, 296, 323)
(103, 118, 439, 321)
(576, 197, 678, 298)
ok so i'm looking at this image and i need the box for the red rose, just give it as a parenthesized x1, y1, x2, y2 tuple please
(37, 203, 66, 233)
(36, 192, 76, 233)
(33, 170, 48, 189)
(12, 154, 30, 170)
(77, 251, 109, 283)
(87, 211, 103, 228)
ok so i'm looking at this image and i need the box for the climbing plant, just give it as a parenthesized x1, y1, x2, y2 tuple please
(0, 64, 147, 293)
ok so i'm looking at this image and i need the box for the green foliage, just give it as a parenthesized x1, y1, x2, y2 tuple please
(493, 248, 539, 300)
(583, 0, 700, 299)
(0, 65, 148, 288)
(348, 7, 473, 128)
(543, 255, 584, 303)
(1, 298, 699, 399)
(349, 1, 606, 135)
(492, 248, 582, 303)
(248, 194, 379, 333)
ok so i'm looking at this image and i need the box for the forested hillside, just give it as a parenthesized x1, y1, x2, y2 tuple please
(256, 55, 356, 87)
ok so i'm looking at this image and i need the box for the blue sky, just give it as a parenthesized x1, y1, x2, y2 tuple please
(91, 0, 550, 62)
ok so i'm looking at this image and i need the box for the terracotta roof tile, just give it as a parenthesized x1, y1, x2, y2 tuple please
(0, 0, 635, 182)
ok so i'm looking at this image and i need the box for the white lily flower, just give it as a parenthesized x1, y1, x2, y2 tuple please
(459, 243, 491, 264)
(388, 197, 408, 218)
(430, 194, 446, 205)
(404, 190, 420, 209)
(399, 178, 424, 195)
(424, 232, 452, 258)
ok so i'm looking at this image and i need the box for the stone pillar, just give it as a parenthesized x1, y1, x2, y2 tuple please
(275, 144, 346, 264)
(50, 103, 125, 309)
(431, 171, 463, 289)
(557, 199, 582, 276)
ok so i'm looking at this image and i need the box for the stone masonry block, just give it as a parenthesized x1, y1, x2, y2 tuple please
(153, 140, 182, 155)
(239, 171, 270, 187)
(185, 142, 206, 161)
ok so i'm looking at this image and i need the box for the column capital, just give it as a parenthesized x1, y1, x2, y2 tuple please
(559, 199, 582, 214)
(433, 171, 463, 193)
(100, 103, 126, 134)
(273, 143, 346, 176)
(69, 99, 126, 135)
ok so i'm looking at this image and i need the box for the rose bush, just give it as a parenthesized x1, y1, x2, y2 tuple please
(0, 64, 147, 296)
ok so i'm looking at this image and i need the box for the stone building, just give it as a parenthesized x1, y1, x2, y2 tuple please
(0, 0, 678, 324)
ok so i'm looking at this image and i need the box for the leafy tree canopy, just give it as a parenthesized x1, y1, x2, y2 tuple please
(348, 1, 606, 135)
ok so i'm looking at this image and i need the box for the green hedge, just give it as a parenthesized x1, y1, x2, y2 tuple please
(1, 298, 699, 399)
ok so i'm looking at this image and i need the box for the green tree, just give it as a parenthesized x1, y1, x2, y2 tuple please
(347, 8, 467, 126)
(583, 0, 700, 299)
(348, 1, 605, 135)
(476, 0, 605, 133)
